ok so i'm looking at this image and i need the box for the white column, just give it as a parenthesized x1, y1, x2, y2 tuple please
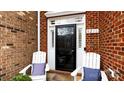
(38, 11, 40, 51)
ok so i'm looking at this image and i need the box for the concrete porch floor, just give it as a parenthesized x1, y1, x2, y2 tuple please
(47, 70, 81, 81)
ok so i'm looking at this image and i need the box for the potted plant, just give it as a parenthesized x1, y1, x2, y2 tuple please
(12, 73, 32, 81)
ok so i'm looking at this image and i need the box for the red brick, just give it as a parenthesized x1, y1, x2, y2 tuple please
(122, 38, 124, 42)
(0, 11, 37, 80)
(119, 43, 124, 46)
(118, 52, 124, 55)
(40, 11, 47, 52)
(86, 12, 99, 53)
(115, 20, 121, 26)
(99, 11, 124, 81)
(119, 33, 124, 38)
(119, 23, 124, 29)
(115, 47, 121, 50)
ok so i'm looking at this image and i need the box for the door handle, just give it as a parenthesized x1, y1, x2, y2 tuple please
(72, 50, 74, 52)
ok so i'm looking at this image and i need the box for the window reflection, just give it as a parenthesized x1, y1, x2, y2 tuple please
(57, 27, 74, 36)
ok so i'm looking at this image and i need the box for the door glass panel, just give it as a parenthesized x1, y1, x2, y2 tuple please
(56, 24, 76, 72)
(78, 28, 82, 48)
(51, 30, 54, 48)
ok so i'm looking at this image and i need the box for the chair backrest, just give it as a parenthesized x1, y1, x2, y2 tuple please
(82, 52, 100, 69)
(32, 51, 46, 64)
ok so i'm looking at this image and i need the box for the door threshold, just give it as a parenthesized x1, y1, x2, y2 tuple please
(48, 70, 81, 76)
(48, 70, 71, 75)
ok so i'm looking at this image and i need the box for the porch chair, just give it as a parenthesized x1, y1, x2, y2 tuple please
(19, 51, 49, 81)
(71, 52, 108, 81)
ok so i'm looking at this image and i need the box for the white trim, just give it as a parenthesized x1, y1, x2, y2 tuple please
(47, 13, 86, 70)
(48, 14, 84, 26)
(38, 11, 40, 51)
(45, 11, 85, 17)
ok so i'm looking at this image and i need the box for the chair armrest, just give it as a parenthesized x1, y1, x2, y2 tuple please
(101, 71, 108, 81)
(71, 66, 82, 76)
(19, 64, 32, 75)
(45, 63, 50, 72)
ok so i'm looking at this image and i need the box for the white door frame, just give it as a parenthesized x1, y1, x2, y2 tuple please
(46, 13, 86, 70)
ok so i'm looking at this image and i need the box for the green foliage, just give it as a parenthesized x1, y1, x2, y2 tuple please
(12, 73, 32, 81)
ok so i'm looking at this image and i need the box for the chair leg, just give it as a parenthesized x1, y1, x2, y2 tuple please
(72, 76, 77, 81)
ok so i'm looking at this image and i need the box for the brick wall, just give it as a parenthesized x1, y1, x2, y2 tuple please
(86, 11, 99, 53)
(40, 11, 47, 52)
(0, 11, 37, 80)
(86, 11, 99, 29)
(99, 11, 124, 81)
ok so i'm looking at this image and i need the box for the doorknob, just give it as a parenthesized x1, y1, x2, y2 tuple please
(72, 50, 74, 52)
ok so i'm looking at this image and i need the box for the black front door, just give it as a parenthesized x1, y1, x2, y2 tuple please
(56, 24, 76, 72)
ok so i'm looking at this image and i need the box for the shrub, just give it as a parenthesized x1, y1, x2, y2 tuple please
(12, 73, 32, 81)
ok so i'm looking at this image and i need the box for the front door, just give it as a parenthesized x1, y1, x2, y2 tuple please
(56, 24, 76, 72)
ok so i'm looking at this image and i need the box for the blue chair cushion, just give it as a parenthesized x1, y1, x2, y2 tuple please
(83, 67, 102, 81)
(32, 63, 46, 76)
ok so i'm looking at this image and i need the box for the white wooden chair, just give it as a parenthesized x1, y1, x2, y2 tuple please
(19, 51, 49, 81)
(71, 52, 108, 81)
